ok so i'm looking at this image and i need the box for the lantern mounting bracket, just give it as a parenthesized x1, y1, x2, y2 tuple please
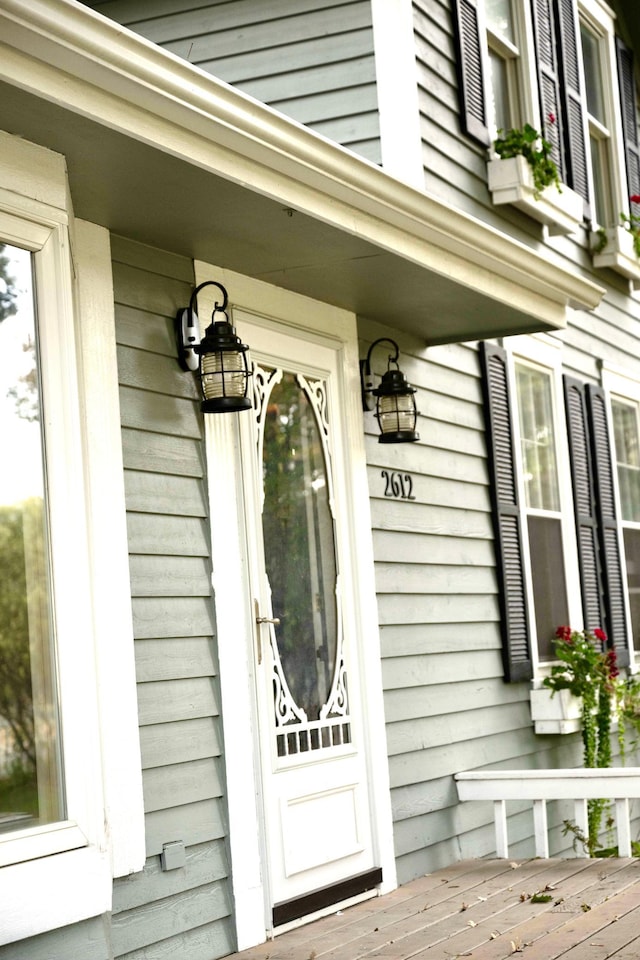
(360, 338, 401, 411)
(176, 281, 229, 373)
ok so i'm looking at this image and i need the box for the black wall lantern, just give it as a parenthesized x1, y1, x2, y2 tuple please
(176, 280, 252, 413)
(360, 338, 419, 443)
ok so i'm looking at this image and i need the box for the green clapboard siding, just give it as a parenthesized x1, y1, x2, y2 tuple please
(82, 0, 381, 162)
(109, 236, 233, 958)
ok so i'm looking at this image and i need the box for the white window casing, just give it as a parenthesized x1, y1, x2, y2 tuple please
(0, 130, 144, 944)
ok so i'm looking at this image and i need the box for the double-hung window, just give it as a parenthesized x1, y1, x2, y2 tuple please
(603, 366, 640, 655)
(481, 336, 631, 683)
(0, 132, 144, 944)
(453, 0, 639, 240)
(481, 337, 581, 679)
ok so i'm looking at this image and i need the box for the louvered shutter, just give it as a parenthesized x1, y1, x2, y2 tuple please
(563, 377, 604, 633)
(555, 0, 590, 215)
(480, 342, 532, 682)
(452, 0, 491, 146)
(530, 0, 566, 182)
(616, 38, 640, 219)
(587, 385, 630, 667)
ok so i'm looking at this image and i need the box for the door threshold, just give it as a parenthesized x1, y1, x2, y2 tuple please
(272, 867, 383, 930)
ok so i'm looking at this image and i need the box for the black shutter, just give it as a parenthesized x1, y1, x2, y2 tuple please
(480, 342, 532, 682)
(586, 385, 630, 667)
(616, 38, 640, 218)
(555, 0, 590, 215)
(563, 377, 603, 632)
(452, 0, 491, 146)
(530, 0, 566, 182)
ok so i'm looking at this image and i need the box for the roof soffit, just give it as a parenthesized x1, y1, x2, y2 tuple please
(0, 0, 605, 342)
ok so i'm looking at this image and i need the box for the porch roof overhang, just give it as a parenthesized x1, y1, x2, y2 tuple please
(0, 0, 604, 344)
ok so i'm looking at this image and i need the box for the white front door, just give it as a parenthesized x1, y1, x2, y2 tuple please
(200, 265, 396, 946)
(237, 316, 377, 922)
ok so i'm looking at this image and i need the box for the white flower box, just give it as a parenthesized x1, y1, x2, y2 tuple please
(592, 224, 640, 284)
(487, 155, 584, 236)
(530, 687, 582, 735)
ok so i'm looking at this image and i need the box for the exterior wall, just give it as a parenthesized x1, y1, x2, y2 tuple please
(0, 239, 234, 957)
(84, 0, 381, 164)
(78, 0, 640, 892)
(109, 236, 234, 959)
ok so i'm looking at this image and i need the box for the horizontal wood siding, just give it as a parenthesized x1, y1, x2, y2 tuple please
(359, 319, 590, 884)
(84, 0, 381, 163)
(109, 236, 234, 960)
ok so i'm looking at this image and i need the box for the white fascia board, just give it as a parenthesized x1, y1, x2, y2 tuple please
(0, 0, 604, 322)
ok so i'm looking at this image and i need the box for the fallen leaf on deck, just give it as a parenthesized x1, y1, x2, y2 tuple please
(467, 919, 477, 927)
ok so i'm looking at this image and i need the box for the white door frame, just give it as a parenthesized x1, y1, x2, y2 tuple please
(197, 261, 397, 950)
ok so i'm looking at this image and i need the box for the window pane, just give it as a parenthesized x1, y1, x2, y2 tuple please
(0, 243, 63, 832)
(580, 24, 605, 124)
(528, 515, 569, 660)
(486, 0, 515, 42)
(515, 364, 560, 512)
(612, 400, 640, 522)
(623, 528, 640, 650)
(489, 49, 511, 132)
(589, 134, 609, 226)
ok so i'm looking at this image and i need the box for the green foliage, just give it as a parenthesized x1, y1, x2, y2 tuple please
(493, 122, 561, 198)
(620, 207, 640, 258)
(0, 243, 18, 323)
(544, 626, 626, 853)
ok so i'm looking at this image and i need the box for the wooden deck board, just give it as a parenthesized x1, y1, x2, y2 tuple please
(227, 859, 640, 960)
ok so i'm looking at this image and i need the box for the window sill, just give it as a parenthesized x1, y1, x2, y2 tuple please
(487, 156, 584, 236)
(1, 846, 112, 945)
(530, 687, 582, 735)
(592, 225, 640, 284)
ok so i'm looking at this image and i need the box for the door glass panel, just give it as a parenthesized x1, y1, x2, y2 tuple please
(0, 243, 63, 831)
(259, 369, 349, 757)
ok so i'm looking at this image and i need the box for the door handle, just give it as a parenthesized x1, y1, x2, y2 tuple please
(254, 600, 280, 665)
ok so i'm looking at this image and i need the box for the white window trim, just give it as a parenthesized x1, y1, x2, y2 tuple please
(600, 361, 638, 671)
(0, 132, 144, 944)
(579, 0, 629, 229)
(486, 0, 540, 139)
(506, 334, 583, 677)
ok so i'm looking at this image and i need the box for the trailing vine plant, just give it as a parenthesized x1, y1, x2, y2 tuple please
(543, 626, 632, 854)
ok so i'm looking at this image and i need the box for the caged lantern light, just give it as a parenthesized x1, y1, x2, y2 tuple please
(360, 338, 419, 443)
(175, 280, 252, 413)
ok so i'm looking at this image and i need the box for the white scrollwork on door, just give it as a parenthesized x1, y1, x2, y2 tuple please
(256, 364, 351, 759)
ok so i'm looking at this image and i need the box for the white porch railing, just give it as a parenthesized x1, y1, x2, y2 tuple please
(455, 769, 640, 858)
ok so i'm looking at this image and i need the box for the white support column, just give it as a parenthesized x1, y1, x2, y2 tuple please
(532, 800, 549, 858)
(494, 800, 509, 858)
(615, 798, 632, 857)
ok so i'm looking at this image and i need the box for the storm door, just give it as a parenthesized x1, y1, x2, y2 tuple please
(237, 315, 379, 926)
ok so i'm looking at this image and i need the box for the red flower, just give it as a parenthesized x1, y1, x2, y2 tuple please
(630, 195, 640, 204)
(556, 625, 572, 642)
(594, 628, 607, 643)
(548, 113, 556, 123)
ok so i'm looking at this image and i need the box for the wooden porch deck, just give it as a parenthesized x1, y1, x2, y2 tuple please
(230, 857, 640, 960)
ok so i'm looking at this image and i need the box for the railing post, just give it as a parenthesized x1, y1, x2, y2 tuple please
(574, 799, 589, 858)
(615, 798, 632, 857)
(533, 799, 549, 858)
(494, 799, 509, 858)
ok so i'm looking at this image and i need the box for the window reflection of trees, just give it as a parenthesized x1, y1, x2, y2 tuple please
(262, 373, 338, 721)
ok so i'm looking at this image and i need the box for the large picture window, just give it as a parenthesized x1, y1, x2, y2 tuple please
(0, 244, 62, 832)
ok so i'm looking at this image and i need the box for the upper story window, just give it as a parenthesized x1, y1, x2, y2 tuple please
(453, 0, 639, 244)
(486, 0, 524, 131)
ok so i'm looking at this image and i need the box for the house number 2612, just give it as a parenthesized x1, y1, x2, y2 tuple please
(381, 470, 416, 500)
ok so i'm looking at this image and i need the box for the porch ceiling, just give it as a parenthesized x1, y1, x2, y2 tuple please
(0, 0, 604, 344)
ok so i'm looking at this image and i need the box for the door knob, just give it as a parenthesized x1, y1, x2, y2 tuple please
(256, 614, 281, 625)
